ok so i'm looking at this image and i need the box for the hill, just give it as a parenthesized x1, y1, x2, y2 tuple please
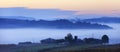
(83, 17, 120, 23)
(0, 16, 112, 29)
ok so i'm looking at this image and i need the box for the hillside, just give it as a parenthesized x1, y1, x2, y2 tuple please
(83, 17, 120, 23)
(0, 17, 112, 29)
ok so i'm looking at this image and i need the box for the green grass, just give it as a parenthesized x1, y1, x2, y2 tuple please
(44, 44, 102, 52)
(2, 44, 120, 52)
(14, 44, 65, 52)
(44, 44, 120, 52)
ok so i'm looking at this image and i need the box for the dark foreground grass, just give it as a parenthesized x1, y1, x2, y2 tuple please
(0, 44, 65, 52)
(0, 44, 120, 52)
(43, 44, 120, 52)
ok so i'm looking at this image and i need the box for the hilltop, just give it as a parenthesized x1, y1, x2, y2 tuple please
(0, 16, 112, 29)
(83, 17, 120, 23)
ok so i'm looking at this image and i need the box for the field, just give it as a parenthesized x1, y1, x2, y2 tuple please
(0, 44, 120, 52)
(0, 44, 65, 52)
(44, 44, 120, 52)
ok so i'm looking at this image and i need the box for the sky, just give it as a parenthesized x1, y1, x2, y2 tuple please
(0, 0, 120, 20)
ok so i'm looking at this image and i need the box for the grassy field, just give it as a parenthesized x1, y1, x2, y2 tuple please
(14, 44, 66, 52)
(43, 44, 120, 52)
(0, 44, 120, 52)
(42, 44, 102, 52)
(0, 44, 65, 52)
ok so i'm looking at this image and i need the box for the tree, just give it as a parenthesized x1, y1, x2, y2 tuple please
(101, 35, 109, 44)
(65, 36, 68, 40)
(74, 36, 78, 41)
(55, 39, 65, 43)
(65, 33, 73, 43)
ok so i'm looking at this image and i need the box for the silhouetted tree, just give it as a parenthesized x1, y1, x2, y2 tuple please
(65, 36, 68, 40)
(84, 38, 102, 44)
(102, 35, 109, 44)
(55, 39, 65, 43)
(65, 33, 73, 43)
(74, 36, 78, 41)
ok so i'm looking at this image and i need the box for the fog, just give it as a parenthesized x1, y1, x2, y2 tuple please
(0, 23, 120, 44)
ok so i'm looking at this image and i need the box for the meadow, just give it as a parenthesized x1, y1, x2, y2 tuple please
(1, 44, 120, 52)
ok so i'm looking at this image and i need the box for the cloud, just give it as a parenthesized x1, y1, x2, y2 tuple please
(0, 7, 78, 20)
(0, 7, 120, 20)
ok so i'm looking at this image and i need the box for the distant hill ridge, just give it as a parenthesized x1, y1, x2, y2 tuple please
(0, 16, 112, 29)
(83, 17, 120, 23)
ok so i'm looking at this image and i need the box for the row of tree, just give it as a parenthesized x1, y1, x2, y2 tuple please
(40, 33, 109, 45)
(64, 33, 109, 44)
